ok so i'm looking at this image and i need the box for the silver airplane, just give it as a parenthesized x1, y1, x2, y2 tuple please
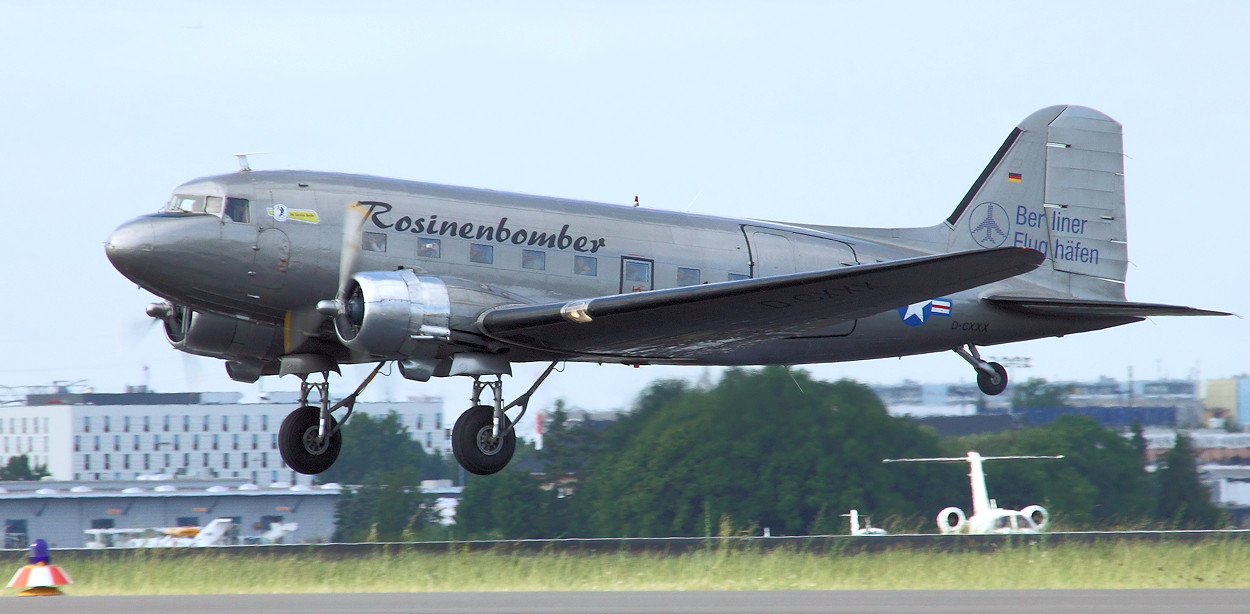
(105, 105, 1226, 476)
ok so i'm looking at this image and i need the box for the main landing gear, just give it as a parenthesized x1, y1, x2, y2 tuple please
(278, 363, 386, 475)
(954, 344, 1009, 396)
(452, 362, 559, 476)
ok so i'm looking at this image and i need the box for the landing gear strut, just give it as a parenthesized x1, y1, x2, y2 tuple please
(451, 362, 559, 476)
(954, 344, 1009, 396)
(278, 363, 386, 475)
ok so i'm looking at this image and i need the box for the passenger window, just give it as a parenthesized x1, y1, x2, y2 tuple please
(522, 249, 546, 270)
(621, 257, 653, 293)
(363, 232, 387, 252)
(224, 198, 250, 223)
(677, 267, 701, 287)
(574, 255, 597, 276)
(470, 243, 494, 264)
(418, 238, 441, 258)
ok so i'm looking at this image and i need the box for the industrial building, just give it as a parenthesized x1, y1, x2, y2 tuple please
(0, 388, 450, 486)
(0, 477, 340, 549)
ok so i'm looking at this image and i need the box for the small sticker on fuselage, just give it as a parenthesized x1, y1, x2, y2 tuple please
(267, 204, 320, 224)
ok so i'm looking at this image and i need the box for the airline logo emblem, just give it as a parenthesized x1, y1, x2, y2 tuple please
(267, 204, 321, 224)
(968, 202, 1009, 248)
(898, 298, 952, 326)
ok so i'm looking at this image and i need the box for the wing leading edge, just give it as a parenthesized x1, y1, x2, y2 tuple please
(477, 247, 1045, 359)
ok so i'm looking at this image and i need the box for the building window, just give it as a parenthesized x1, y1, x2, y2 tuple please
(223, 454, 230, 469)
(144, 453, 150, 470)
(202, 415, 209, 432)
(163, 415, 170, 432)
(84, 416, 91, 432)
(418, 238, 441, 258)
(193, 435, 200, 451)
(123, 416, 130, 433)
(417, 415, 423, 430)
(174, 435, 181, 451)
(104, 455, 111, 470)
(74, 436, 80, 452)
(94, 436, 100, 452)
(212, 434, 219, 451)
(113, 436, 120, 451)
(124, 455, 130, 470)
(261, 452, 268, 468)
(222, 416, 229, 431)
(574, 255, 598, 276)
(104, 416, 111, 433)
(183, 415, 190, 432)
(522, 249, 546, 270)
(470, 243, 494, 264)
(133, 435, 140, 451)
(176, 516, 199, 527)
(232, 434, 239, 451)
(84, 455, 90, 470)
(202, 453, 209, 467)
(143, 416, 150, 432)
(242, 415, 249, 431)
(252, 434, 259, 450)
(262, 415, 269, 431)
(677, 267, 701, 287)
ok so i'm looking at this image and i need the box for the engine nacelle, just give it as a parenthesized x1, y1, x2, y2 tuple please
(1021, 504, 1049, 531)
(937, 507, 966, 534)
(158, 303, 281, 361)
(331, 270, 452, 359)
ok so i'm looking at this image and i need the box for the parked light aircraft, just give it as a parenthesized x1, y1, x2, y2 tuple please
(842, 509, 887, 536)
(106, 105, 1226, 477)
(883, 451, 1063, 534)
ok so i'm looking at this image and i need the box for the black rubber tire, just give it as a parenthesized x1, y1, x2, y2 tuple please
(452, 405, 516, 476)
(977, 362, 1009, 396)
(278, 405, 342, 475)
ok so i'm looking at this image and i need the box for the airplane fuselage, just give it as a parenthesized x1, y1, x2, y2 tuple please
(107, 170, 1129, 373)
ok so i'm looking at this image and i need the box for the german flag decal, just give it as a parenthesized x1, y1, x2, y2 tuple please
(1007, 172, 1023, 183)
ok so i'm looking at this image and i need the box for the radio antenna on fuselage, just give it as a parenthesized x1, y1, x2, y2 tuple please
(232, 152, 266, 173)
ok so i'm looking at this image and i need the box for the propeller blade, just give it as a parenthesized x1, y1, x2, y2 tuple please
(337, 201, 370, 301)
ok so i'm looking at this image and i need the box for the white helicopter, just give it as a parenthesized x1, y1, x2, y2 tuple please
(883, 451, 1062, 534)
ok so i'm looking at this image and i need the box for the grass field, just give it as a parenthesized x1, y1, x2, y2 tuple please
(14, 538, 1250, 596)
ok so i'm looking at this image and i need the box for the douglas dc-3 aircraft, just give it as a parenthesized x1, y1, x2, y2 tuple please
(106, 105, 1226, 476)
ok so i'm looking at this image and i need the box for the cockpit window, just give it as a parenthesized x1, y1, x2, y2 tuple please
(223, 198, 250, 223)
(205, 196, 223, 216)
(165, 195, 205, 213)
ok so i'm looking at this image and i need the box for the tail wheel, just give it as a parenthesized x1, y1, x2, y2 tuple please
(452, 405, 516, 476)
(977, 362, 1009, 396)
(278, 405, 342, 475)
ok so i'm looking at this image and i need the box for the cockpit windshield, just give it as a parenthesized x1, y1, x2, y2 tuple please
(162, 194, 250, 223)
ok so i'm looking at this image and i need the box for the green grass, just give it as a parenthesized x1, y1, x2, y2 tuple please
(19, 539, 1250, 596)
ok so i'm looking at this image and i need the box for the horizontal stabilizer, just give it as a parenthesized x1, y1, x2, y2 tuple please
(478, 247, 1044, 359)
(985, 295, 1231, 319)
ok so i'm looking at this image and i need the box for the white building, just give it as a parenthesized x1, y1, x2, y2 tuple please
(0, 390, 449, 486)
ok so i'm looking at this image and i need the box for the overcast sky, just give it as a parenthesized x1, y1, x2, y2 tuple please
(1, 1, 1246, 417)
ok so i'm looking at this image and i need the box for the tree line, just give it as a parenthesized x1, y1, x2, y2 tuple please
(326, 366, 1222, 540)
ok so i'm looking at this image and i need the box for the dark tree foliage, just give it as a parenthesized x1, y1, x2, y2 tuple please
(540, 399, 605, 479)
(580, 367, 963, 537)
(455, 465, 562, 539)
(332, 467, 448, 542)
(0, 455, 49, 481)
(950, 415, 1154, 528)
(1155, 433, 1222, 528)
(316, 410, 455, 486)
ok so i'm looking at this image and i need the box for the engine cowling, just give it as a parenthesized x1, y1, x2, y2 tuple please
(937, 507, 966, 534)
(1021, 504, 1049, 531)
(330, 270, 525, 360)
(158, 303, 281, 361)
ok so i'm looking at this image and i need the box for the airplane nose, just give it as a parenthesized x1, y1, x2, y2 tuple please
(105, 217, 155, 281)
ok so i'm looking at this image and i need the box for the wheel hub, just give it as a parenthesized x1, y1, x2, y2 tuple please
(475, 426, 503, 456)
(301, 426, 331, 455)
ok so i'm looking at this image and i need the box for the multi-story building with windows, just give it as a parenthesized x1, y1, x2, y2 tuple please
(1, 389, 449, 486)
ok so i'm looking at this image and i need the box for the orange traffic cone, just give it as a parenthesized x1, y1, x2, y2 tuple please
(7, 539, 72, 596)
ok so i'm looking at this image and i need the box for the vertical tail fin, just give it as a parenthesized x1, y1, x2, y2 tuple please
(946, 105, 1128, 300)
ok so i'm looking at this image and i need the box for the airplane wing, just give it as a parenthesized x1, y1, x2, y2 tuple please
(984, 296, 1231, 319)
(477, 247, 1044, 359)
